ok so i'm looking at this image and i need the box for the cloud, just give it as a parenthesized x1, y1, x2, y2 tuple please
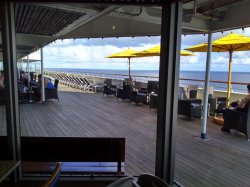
(42, 27, 250, 71)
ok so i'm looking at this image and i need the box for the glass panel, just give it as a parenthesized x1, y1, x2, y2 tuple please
(175, 31, 250, 186)
(0, 61, 7, 159)
(16, 3, 160, 177)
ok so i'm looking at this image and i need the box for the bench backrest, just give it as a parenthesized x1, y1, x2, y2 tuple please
(0, 136, 125, 162)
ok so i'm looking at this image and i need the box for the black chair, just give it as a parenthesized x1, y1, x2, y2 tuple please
(129, 88, 148, 105)
(150, 93, 158, 109)
(117, 84, 131, 100)
(178, 87, 202, 119)
(41, 162, 61, 187)
(103, 85, 116, 96)
(133, 174, 170, 187)
(0, 89, 5, 105)
(208, 97, 227, 116)
(147, 81, 158, 94)
(223, 104, 250, 140)
(45, 79, 59, 101)
(18, 81, 29, 103)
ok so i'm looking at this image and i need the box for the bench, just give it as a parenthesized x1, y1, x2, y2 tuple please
(0, 136, 125, 176)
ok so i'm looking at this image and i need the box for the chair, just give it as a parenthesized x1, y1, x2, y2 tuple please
(106, 177, 134, 187)
(129, 88, 148, 105)
(103, 85, 116, 96)
(18, 81, 29, 103)
(133, 174, 170, 187)
(41, 162, 61, 187)
(0, 88, 5, 105)
(147, 81, 158, 94)
(117, 83, 132, 100)
(178, 87, 202, 119)
(150, 93, 158, 109)
(223, 104, 250, 140)
(187, 85, 198, 99)
(103, 79, 116, 96)
(45, 79, 59, 101)
(208, 97, 227, 116)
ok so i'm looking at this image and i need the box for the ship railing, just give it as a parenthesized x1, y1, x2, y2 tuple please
(44, 70, 249, 93)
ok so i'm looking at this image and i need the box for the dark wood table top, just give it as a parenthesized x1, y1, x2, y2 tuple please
(0, 160, 21, 183)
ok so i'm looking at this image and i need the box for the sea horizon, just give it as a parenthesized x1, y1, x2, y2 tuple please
(45, 67, 250, 73)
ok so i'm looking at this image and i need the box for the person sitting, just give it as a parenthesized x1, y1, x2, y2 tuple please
(47, 80, 55, 89)
(221, 83, 250, 132)
(236, 84, 250, 111)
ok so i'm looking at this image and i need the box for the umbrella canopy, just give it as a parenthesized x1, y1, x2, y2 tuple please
(106, 49, 140, 78)
(134, 45, 195, 57)
(185, 33, 250, 105)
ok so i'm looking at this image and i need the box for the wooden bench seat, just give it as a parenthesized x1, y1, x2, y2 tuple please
(22, 162, 125, 175)
(0, 136, 125, 176)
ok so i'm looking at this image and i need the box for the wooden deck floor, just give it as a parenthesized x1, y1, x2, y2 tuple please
(1, 85, 250, 186)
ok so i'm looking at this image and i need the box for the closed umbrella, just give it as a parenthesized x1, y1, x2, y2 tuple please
(185, 33, 250, 105)
(106, 49, 140, 79)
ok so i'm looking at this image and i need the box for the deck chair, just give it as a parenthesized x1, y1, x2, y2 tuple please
(187, 85, 198, 99)
(178, 86, 202, 119)
(41, 162, 61, 187)
(223, 104, 250, 140)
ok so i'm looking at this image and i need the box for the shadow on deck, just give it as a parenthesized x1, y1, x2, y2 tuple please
(1, 86, 250, 186)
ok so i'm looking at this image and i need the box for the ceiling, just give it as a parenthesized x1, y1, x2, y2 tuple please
(0, 0, 250, 60)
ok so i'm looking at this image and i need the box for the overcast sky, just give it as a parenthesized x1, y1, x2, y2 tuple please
(30, 27, 250, 72)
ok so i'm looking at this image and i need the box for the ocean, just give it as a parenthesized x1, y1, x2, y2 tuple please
(46, 68, 250, 93)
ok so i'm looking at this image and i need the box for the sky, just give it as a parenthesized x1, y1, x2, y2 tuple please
(28, 27, 250, 72)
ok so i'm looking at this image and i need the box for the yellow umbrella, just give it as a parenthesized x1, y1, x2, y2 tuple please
(106, 49, 140, 78)
(134, 45, 195, 56)
(185, 33, 250, 105)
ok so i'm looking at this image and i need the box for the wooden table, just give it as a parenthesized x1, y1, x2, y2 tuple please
(0, 160, 21, 183)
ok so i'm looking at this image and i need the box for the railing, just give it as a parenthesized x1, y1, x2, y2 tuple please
(45, 70, 249, 93)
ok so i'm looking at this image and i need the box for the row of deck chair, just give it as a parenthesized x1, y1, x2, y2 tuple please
(50, 73, 102, 93)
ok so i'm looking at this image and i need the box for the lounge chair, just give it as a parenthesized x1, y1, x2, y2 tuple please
(223, 104, 250, 140)
(147, 81, 158, 94)
(117, 83, 132, 100)
(82, 77, 103, 92)
(45, 79, 59, 101)
(178, 87, 202, 119)
(208, 97, 227, 116)
(103, 85, 116, 96)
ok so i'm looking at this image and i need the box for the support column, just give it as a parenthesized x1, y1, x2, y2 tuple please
(41, 48, 45, 103)
(201, 32, 212, 139)
(0, 1, 21, 181)
(27, 55, 30, 89)
(155, 2, 182, 185)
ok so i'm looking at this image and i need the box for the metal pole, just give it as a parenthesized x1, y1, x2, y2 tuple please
(27, 55, 30, 89)
(41, 48, 45, 103)
(155, 2, 182, 185)
(201, 32, 212, 139)
(227, 51, 233, 106)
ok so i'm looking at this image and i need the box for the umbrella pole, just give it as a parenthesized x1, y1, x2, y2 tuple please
(41, 47, 45, 103)
(128, 58, 131, 79)
(227, 51, 233, 106)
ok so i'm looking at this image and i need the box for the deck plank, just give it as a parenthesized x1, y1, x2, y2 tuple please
(1, 85, 250, 186)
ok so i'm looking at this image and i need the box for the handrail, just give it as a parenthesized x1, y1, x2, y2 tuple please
(45, 70, 249, 90)
(179, 78, 249, 86)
